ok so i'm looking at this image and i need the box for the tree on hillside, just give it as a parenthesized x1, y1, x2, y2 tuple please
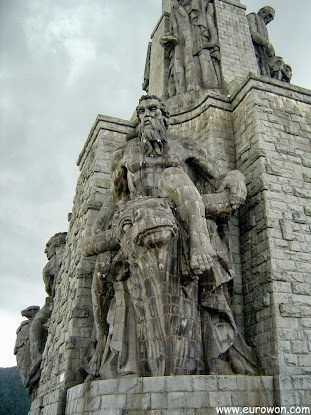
(0, 366, 32, 415)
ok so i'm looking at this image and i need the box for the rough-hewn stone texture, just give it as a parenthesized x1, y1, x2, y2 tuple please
(233, 77, 311, 380)
(65, 375, 274, 415)
(148, 13, 170, 98)
(80, 95, 256, 380)
(29, 116, 135, 414)
(148, 0, 259, 99)
(215, 0, 259, 90)
(25, 1, 311, 413)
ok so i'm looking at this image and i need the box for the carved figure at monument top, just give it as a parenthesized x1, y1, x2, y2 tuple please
(81, 95, 259, 378)
(15, 232, 67, 396)
(160, 0, 221, 98)
(42, 232, 67, 297)
(14, 306, 40, 388)
(247, 6, 292, 83)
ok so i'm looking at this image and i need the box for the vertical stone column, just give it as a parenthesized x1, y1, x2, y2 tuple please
(147, 13, 170, 98)
(214, 0, 259, 91)
(233, 77, 311, 393)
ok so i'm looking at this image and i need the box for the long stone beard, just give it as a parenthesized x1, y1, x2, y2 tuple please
(139, 118, 168, 156)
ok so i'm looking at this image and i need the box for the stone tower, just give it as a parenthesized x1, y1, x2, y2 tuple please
(18, 1, 311, 414)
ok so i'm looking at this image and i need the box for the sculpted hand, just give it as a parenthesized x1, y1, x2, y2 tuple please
(217, 170, 247, 210)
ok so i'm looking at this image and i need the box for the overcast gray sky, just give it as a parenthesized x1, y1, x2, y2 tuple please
(1, 0, 310, 368)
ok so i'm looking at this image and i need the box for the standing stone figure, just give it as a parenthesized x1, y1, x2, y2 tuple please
(14, 306, 40, 387)
(161, 0, 221, 97)
(82, 95, 258, 378)
(15, 232, 67, 395)
(247, 6, 292, 82)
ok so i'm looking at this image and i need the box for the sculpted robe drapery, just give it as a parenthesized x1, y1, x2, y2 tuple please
(247, 11, 272, 77)
(83, 132, 258, 378)
(247, 8, 292, 83)
(163, 0, 220, 97)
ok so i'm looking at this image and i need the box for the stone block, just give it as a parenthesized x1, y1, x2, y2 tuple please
(118, 377, 143, 394)
(300, 390, 311, 405)
(290, 376, 311, 391)
(92, 411, 122, 415)
(67, 384, 84, 400)
(150, 392, 168, 409)
(85, 396, 102, 411)
(143, 377, 166, 393)
(278, 390, 301, 406)
(165, 376, 193, 392)
(126, 393, 151, 410)
(209, 391, 233, 406)
(217, 376, 238, 391)
(41, 402, 62, 415)
(192, 375, 217, 391)
(184, 391, 210, 408)
(291, 341, 308, 354)
(101, 394, 127, 410)
(298, 354, 311, 367)
(166, 392, 186, 408)
(231, 391, 258, 406)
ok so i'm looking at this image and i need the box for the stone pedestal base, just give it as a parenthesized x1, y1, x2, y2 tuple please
(65, 375, 274, 415)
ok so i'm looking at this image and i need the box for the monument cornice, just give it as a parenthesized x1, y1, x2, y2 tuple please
(230, 74, 311, 110)
(151, 12, 170, 39)
(77, 114, 134, 169)
(218, 0, 247, 11)
(168, 74, 311, 126)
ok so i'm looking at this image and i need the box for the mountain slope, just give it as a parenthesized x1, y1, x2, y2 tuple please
(0, 366, 32, 415)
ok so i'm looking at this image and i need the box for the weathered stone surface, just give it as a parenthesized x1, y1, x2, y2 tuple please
(65, 375, 274, 415)
(14, 306, 40, 386)
(21, 2, 311, 414)
(247, 7, 292, 82)
(81, 95, 258, 380)
(15, 233, 67, 397)
(160, 0, 221, 98)
(233, 78, 311, 378)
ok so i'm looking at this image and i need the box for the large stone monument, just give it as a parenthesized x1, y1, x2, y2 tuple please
(16, 1, 311, 414)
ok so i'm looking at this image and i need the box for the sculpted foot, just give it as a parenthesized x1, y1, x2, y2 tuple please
(189, 220, 216, 274)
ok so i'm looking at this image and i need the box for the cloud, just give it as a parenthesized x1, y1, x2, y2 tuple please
(24, 3, 105, 87)
(1, 0, 311, 369)
(0, 0, 162, 368)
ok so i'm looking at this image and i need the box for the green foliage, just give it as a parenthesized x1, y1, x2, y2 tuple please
(0, 367, 32, 415)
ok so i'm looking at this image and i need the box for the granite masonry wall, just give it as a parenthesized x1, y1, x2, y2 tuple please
(148, 12, 170, 98)
(30, 77, 311, 414)
(28, 0, 311, 412)
(29, 116, 134, 415)
(65, 375, 274, 415)
(233, 77, 311, 378)
(233, 76, 311, 405)
(215, 0, 259, 90)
